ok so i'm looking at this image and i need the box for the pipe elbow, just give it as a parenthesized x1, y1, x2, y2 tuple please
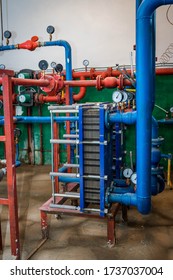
(137, 196, 151, 215)
(73, 87, 86, 102)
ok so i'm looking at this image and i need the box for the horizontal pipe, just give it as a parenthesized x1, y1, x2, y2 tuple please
(158, 119, 173, 124)
(50, 172, 79, 178)
(0, 77, 50, 87)
(0, 116, 79, 124)
(107, 193, 137, 206)
(108, 111, 136, 125)
(72, 67, 173, 80)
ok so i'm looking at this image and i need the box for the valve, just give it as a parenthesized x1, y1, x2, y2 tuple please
(4, 30, 12, 45)
(47, 25, 55, 41)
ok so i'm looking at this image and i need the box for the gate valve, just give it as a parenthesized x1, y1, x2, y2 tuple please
(18, 36, 40, 51)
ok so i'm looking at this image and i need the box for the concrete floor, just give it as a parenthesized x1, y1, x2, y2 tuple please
(0, 165, 173, 260)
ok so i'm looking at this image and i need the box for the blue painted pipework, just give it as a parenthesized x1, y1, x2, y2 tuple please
(43, 40, 73, 104)
(0, 116, 78, 125)
(135, 0, 173, 214)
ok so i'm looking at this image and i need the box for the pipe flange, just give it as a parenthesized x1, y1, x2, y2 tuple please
(96, 75, 103, 90)
(152, 137, 164, 146)
(151, 166, 164, 175)
(118, 74, 124, 89)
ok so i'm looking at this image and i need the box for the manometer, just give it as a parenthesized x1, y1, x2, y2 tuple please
(38, 60, 48, 71)
(0, 64, 5, 70)
(46, 25, 55, 34)
(123, 168, 133, 179)
(131, 172, 137, 185)
(4, 30, 12, 39)
(83, 59, 89, 67)
(170, 107, 173, 113)
(121, 90, 128, 102)
(127, 91, 134, 101)
(55, 63, 63, 73)
(50, 61, 57, 69)
(112, 90, 122, 103)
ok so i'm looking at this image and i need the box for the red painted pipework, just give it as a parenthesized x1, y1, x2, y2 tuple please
(37, 94, 63, 104)
(72, 67, 173, 79)
(0, 77, 50, 87)
(73, 76, 86, 102)
(64, 75, 132, 90)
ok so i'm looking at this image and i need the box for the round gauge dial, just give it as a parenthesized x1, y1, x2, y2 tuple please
(0, 64, 5, 70)
(170, 107, 173, 113)
(46, 25, 55, 34)
(55, 63, 63, 73)
(123, 168, 133, 179)
(127, 91, 134, 101)
(38, 60, 48, 71)
(4, 30, 12, 39)
(50, 61, 57, 69)
(121, 90, 128, 102)
(131, 172, 137, 185)
(83, 59, 89, 67)
(112, 90, 122, 103)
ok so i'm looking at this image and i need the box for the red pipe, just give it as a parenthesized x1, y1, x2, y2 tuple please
(64, 75, 132, 90)
(72, 67, 173, 79)
(73, 76, 86, 102)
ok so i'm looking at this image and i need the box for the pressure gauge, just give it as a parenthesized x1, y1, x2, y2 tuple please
(4, 30, 12, 39)
(46, 25, 55, 34)
(121, 90, 128, 102)
(112, 90, 122, 103)
(0, 64, 5, 69)
(131, 172, 137, 185)
(170, 107, 173, 113)
(123, 168, 133, 179)
(83, 59, 89, 67)
(51, 61, 57, 69)
(127, 91, 134, 101)
(38, 60, 48, 71)
(55, 63, 63, 73)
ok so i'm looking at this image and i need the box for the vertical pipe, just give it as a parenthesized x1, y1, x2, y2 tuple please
(43, 40, 73, 104)
(79, 106, 84, 211)
(136, 0, 173, 214)
(2, 74, 20, 259)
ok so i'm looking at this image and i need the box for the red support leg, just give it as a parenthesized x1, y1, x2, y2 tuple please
(40, 211, 49, 239)
(2, 74, 20, 259)
(0, 219, 2, 251)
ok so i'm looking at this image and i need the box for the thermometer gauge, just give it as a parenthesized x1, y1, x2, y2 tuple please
(123, 168, 133, 179)
(170, 107, 173, 113)
(131, 172, 137, 185)
(112, 90, 122, 103)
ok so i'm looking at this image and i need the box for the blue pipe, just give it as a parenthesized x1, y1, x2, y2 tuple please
(0, 116, 79, 124)
(108, 111, 136, 125)
(0, 45, 17, 51)
(136, 0, 173, 214)
(158, 119, 173, 124)
(113, 186, 135, 194)
(43, 41, 73, 104)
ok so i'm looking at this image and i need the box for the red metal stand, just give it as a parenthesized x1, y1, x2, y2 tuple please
(0, 70, 20, 259)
